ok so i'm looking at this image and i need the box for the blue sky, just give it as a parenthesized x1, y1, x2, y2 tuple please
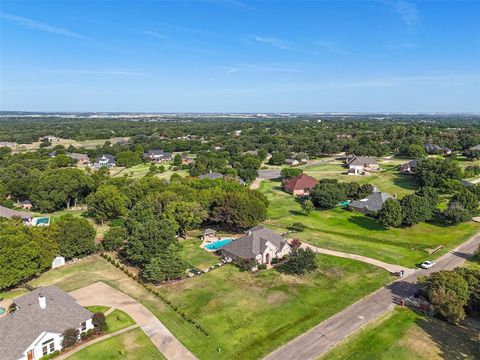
(1, 0, 479, 112)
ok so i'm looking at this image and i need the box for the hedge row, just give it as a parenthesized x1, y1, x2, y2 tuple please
(99, 253, 209, 337)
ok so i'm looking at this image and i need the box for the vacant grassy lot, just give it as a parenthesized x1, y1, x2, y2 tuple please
(260, 180, 480, 267)
(158, 255, 390, 360)
(66, 328, 165, 360)
(112, 163, 188, 179)
(22, 254, 389, 360)
(300, 160, 417, 197)
(321, 307, 480, 360)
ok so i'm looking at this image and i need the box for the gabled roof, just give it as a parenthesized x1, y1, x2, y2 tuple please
(349, 192, 392, 212)
(0, 286, 92, 360)
(347, 155, 378, 166)
(199, 172, 224, 180)
(0, 205, 33, 220)
(95, 154, 115, 164)
(470, 144, 480, 151)
(221, 226, 288, 259)
(67, 152, 90, 161)
(284, 173, 318, 192)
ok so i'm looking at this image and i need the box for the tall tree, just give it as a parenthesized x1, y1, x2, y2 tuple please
(86, 184, 128, 224)
(142, 245, 187, 282)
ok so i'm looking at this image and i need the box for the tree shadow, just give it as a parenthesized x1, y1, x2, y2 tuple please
(348, 215, 386, 231)
(393, 174, 419, 191)
(415, 316, 480, 359)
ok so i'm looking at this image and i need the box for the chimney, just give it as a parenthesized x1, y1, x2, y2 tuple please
(38, 294, 47, 310)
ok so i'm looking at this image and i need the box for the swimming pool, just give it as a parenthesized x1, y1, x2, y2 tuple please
(204, 238, 233, 250)
(0, 307, 5, 315)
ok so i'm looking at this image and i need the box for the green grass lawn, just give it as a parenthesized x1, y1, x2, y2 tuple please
(158, 255, 391, 360)
(86, 305, 110, 313)
(179, 238, 219, 270)
(112, 163, 188, 179)
(301, 161, 417, 197)
(22, 254, 390, 360)
(0, 288, 27, 300)
(105, 309, 136, 334)
(66, 328, 165, 360)
(260, 180, 480, 267)
(321, 307, 480, 360)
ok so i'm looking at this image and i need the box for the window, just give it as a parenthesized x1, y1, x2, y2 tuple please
(42, 339, 54, 355)
(81, 321, 87, 332)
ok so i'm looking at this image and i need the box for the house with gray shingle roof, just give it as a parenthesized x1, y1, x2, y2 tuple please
(0, 286, 93, 360)
(346, 155, 379, 175)
(143, 150, 172, 163)
(219, 226, 291, 268)
(399, 159, 420, 174)
(93, 154, 115, 168)
(349, 191, 392, 214)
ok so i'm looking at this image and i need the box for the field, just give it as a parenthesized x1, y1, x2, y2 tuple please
(112, 163, 188, 180)
(12, 137, 126, 152)
(321, 307, 480, 360)
(23, 252, 390, 360)
(67, 328, 165, 360)
(260, 180, 480, 267)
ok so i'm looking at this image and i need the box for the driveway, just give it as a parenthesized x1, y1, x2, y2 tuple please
(69, 282, 197, 360)
(265, 232, 480, 360)
(296, 241, 415, 275)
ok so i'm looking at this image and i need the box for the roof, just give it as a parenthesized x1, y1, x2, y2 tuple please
(347, 155, 378, 167)
(285, 158, 298, 164)
(0, 286, 92, 360)
(0, 205, 33, 220)
(67, 152, 89, 161)
(95, 154, 115, 164)
(199, 172, 224, 180)
(284, 173, 318, 192)
(349, 192, 392, 212)
(470, 144, 480, 151)
(400, 160, 419, 169)
(204, 228, 216, 235)
(221, 226, 288, 259)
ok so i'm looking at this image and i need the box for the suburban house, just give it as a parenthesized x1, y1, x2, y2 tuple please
(219, 226, 291, 268)
(143, 150, 172, 163)
(424, 143, 452, 155)
(283, 173, 319, 196)
(93, 154, 115, 168)
(19, 200, 33, 210)
(349, 191, 392, 214)
(181, 154, 194, 165)
(399, 160, 419, 174)
(0, 141, 17, 148)
(346, 155, 379, 175)
(0, 286, 94, 360)
(0, 206, 50, 226)
(199, 172, 245, 185)
(470, 144, 480, 151)
(66, 153, 90, 165)
(39, 135, 59, 142)
(285, 158, 299, 166)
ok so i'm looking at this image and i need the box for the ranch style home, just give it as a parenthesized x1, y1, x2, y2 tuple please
(283, 173, 319, 196)
(399, 159, 419, 174)
(220, 226, 291, 268)
(0, 286, 93, 360)
(143, 150, 173, 162)
(349, 191, 392, 215)
(346, 155, 379, 175)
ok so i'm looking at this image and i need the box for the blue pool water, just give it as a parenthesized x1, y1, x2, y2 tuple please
(0, 308, 5, 315)
(205, 238, 233, 250)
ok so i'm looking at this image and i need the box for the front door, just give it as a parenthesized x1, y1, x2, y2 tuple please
(265, 253, 270, 265)
(27, 350, 33, 360)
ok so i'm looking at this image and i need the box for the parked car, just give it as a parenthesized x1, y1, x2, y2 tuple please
(420, 261, 435, 269)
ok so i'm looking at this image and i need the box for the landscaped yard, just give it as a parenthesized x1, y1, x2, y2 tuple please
(321, 307, 480, 360)
(105, 309, 136, 334)
(85, 305, 110, 313)
(66, 328, 165, 360)
(260, 180, 480, 267)
(20, 253, 390, 360)
(112, 163, 188, 179)
(179, 237, 219, 270)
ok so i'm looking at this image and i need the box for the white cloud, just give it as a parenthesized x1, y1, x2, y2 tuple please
(315, 41, 348, 55)
(252, 36, 291, 50)
(395, 1, 419, 26)
(0, 12, 88, 40)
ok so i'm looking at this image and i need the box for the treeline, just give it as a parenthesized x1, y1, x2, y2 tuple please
(1, 116, 479, 158)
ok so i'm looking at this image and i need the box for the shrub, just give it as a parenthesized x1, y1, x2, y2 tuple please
(80, 332, 88, 340)
(280, 248, 317, 275)
(61, 328, 79, 348)
(92, 312, 107, 333)
(257, 264, 267, 270)
(86, 328, 94, 337)
(290, 238, 302, 249)
(289, 222, 305, 232)
(39, 350, 61, 360)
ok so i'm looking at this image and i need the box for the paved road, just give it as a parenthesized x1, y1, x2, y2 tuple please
(265, 232, 480, 360)
(297, 241, 415, 275)
(70, 282, 197, 360)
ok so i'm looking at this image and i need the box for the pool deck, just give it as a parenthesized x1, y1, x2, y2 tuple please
(200, 234, 242, 251)
(0, 299, 12, 319)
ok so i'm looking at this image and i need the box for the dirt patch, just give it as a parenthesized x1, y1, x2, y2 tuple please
(398, 325, 442, 360)
(266, 291, 288, 305)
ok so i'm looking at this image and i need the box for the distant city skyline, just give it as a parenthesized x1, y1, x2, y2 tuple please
(1, 0, 479, 112)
